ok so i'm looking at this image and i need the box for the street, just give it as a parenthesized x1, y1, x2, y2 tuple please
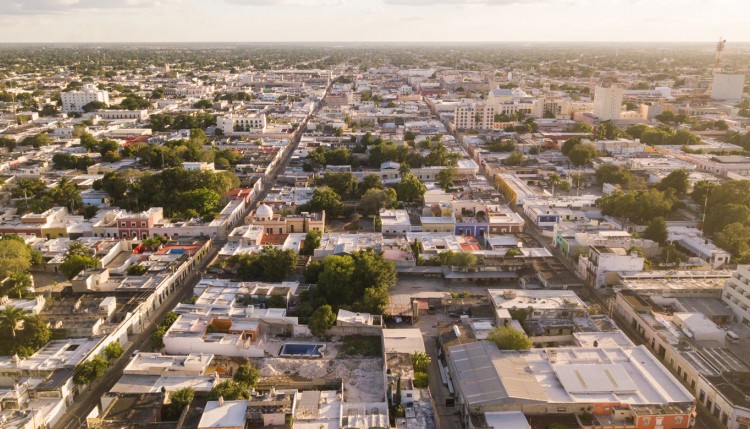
(53, 81, 335, 429)
(54, 240, 224, 429)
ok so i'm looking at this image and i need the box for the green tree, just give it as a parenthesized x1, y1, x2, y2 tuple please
(230, 246, 297, 282)
(439, 250, 477, 268)
(396, 173, 426, 202)
(8, 272, 32, 298)
(60, 254, 98, 279)
(597, 189, 676, 225)
(359, 174, 384, 196)
(568, 143, 597, 167)
(49, 177, 82, 212)
(103, 342, 123, 360)
(302, 230, 322, 256)
(436, 167, 456, 192)
(546, 173, 562, 197)
(74, 355, 109, 385)
(643, 217, 669, 246)
(308, 304, 336, 338)
(165, 387, 195, 420)
(0, 306, 26, 339)
(558, 180, 572, 193)
(233, 364, 260, 387)
(626, 124, 651, 139)
(561, 137, 582, 155)
(593, 121, 625, 140)
(317, 172, 358, 199)
(656, 169, 690, 196)
(488, 326, 532, 350)
(0, 238, 34, 278)
(193, 99, 213, 109)
(595, 164, 638, 188)
(299, 186, 343, 216)
(411, 352, 431, 372)
(505, 151, 526, 166)
(715, 222, 750, 260)
(360, 189, 393, 216)
(82, 100, 107, 112)
(691, 180, 716, 205)
(209, 380, 250, 400)
(414, 372, 429, 388)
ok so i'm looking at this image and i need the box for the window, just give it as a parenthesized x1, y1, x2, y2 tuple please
(642, 417, 650, 425)
(131, 222, 136, 227)
(141, 221, 146, 227)
(675, 416, 683, 424)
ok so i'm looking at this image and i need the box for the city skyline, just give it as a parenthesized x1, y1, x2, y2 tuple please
(1, 0, 750, 43)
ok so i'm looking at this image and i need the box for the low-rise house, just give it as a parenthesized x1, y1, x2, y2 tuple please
(578, 245, 645, 288)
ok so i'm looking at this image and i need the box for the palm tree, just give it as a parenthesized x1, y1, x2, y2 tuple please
(411, 352, 432, 372)
(9, 273, 31, 298)
(0, 306, 26, 339)
(546, 173, 562, 197)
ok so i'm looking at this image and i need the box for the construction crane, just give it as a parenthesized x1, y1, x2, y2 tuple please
(705, 38, 727, 97)
(713, 37, 727, 74)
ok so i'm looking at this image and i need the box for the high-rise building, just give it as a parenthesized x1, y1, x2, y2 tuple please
(724, 265, 750, 324)
(593, 85, 624, 121)
(711, 73, 746, 100)
(454, 102, 494, 130)
(61, 84, 109, 113)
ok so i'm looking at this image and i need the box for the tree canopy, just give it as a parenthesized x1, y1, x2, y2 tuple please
(597, 189, 677, 225)
(488, 326, 532, 350)
(308, 304, 336, 338)
(306, 250, 396, 315)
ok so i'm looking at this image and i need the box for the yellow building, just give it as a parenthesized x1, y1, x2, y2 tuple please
(247, 204, 325, 235)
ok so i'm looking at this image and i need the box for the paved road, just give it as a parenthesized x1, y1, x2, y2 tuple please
(53, 80, 335, 429)
(54, 242, 223, 429)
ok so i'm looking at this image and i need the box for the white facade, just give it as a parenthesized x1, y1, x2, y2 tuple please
(578, 246, 644, 288)
(724, 265, 750, 326)
(593, 86, 624, 121)
(217, 113, 267, 135)
(379, 209, 411, 235)
(711, 73, 746, 101)
(61, 84, 109, 113)
(454, 102, 494, 130)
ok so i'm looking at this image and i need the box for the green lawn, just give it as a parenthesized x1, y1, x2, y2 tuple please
(338, 336, 382, 357)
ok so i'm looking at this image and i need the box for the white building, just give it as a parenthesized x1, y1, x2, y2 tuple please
(593, 85, 624, 121)
(487, 88, 536, 117)
(217, 113, 267, 135)
(61, 84, 109, 113)
(711, 73, 746, 101)
(454, 102, 494, 130)
(379, 209, 411, 235)
(578, 245, 644, 288)
(724, 265, 750, 326)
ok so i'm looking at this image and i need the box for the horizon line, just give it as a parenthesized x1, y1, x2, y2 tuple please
(1, 40, 748, 45)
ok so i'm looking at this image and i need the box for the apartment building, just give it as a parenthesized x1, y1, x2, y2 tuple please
(217, 112, 268, 135)
(724, 265, 750, 326)
(61, 84, 110, 113)
(455, 102, 495, 130)
(593, 85, 624, 121)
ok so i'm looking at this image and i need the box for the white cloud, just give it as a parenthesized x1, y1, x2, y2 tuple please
(0, 0, 179, 15)
(224, 0, 346, 5)
(381, 0, 544, 5)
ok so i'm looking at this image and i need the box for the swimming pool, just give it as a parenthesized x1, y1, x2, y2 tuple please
(167, 248, 186, 255)
(279, 343, 326, 358)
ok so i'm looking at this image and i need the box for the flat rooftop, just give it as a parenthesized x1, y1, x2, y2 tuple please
(449, 342, 694, 408)
(487, 289, 587, 311)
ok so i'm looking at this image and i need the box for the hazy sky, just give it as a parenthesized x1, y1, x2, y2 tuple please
(0, 0, 749, 43)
